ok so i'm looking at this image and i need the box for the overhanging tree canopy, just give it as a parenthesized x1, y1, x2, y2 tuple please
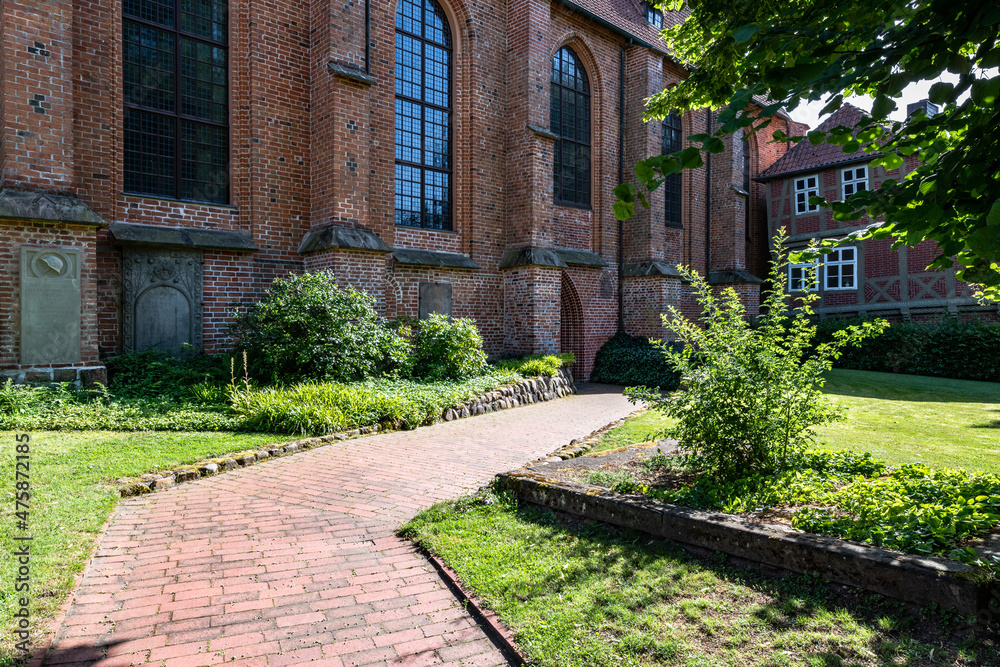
(614, 0, 1000, 299)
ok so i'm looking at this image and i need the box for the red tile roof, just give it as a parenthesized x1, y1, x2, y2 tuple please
(757, 104, 873, 181)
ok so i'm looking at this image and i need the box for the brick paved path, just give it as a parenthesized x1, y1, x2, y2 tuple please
(41, 385, 635, 667)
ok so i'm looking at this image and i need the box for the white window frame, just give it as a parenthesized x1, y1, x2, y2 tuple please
(794, 174, 819, 214)
(841, 165, 868, 199)
(788, 260, 819, 292)
(824, 246, 857, 291)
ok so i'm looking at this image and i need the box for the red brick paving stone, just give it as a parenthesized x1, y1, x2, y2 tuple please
(41, 387, 634, 666)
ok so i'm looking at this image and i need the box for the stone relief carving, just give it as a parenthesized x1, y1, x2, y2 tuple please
(20, 246, 82, 364)
(123, 248, 203, 354)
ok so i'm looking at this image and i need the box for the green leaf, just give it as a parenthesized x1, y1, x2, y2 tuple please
(871, 96, 897, 119)
(807, 131, 826, 146)
(927, 82, 954, 105)
(971, 77, 1000, 106)
(874, 153, 904, 171)
(987, 200, 1000, 227)
(613, 182, 636, 202)
(732, 23, 760, 43)
(704, 137, 726, 153)
(613, 200, 635, 221)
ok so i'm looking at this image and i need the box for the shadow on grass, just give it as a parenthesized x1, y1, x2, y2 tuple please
(972, 409, 1000, 429)
(819, 370, 1000, 405)
(489, 500, 995, 666)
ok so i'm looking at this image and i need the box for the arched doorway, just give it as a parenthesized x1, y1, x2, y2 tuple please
(560, 272, 584, 372)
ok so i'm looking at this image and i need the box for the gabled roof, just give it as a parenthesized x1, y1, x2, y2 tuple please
(756, 104, 873, 181)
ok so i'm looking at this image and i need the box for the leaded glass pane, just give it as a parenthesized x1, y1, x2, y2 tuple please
(181, 0, 228, 43)
(124, 109, 175, 197)
(181, 121, 228, 203)
(123, 22, 175, 111)
(124, 0, 174, 27)
(181, 37, 227, 123)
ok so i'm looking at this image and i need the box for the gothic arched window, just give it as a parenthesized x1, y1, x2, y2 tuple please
(551, 47, 591, 208)
(661, 111, 683, 228)
(394, 0, 452, 229)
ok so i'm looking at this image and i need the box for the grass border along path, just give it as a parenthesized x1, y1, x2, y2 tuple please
(0, 430, 298, 665)
(403, 484, 998, 667)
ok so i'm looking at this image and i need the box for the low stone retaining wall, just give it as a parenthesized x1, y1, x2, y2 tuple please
(498, 468, 999, 622)
(116, 368, 577, 497)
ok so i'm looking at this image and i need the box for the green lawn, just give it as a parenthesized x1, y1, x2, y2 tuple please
(594, 370, 1000, 473)
(404, 486, 996, 667)
(0, 430, 297, 666)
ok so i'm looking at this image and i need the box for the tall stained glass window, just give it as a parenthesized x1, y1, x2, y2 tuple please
(123, 0, 229, 204)
(551, 47, 591, 208)
(661, 111, 682, 227)
(395, 0, 452, 230)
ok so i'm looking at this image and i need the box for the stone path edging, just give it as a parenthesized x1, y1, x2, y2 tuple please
(117, 368, 578, 498)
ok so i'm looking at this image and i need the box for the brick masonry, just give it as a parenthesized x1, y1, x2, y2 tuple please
(0, 0, 804, 380)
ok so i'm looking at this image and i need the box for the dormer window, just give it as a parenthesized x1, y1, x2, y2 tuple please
(643, 2, 663, 29)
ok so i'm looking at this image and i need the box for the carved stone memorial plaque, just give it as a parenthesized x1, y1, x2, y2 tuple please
(20, 246, 82, 364)
(419, 282, 453, 319)
(123, 248, 203, 354)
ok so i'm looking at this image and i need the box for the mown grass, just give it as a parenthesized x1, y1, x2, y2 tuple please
(0, 430, 297, 665)
(403, 485, 997, 667)
(593, 370, 1000, 473)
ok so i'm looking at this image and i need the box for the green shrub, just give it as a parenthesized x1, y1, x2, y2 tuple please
(228, 371, 522, 435)
(411, 313, 488, 381)
(229, 271, 411, 384)
(495, 352, 574, 377)
(815, 316, 1000, 382)
(589, 332, 681, 389)
(628, 230, 887, 481)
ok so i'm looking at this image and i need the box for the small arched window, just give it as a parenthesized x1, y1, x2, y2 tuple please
(661, 111, 683, 228)
(550, 47, 591, 208)
(394, 0, 452, 230)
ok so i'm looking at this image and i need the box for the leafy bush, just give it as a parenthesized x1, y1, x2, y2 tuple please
(229, 271, 411, 384)
(815, 316, 1000, 382)
(628, 230, 887, 481)
(106, 349, 230, 401)
(604, 449, 1000, 562)
(495, 353, 574, 377)
(589, 332, 681, 389)
(411, 313, 488, 381)
(228, 371, 522, 435)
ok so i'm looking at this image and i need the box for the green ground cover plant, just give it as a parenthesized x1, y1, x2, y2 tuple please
(599, 449, 1000, 563)
(495, 352, 575, 378)
(229, 371, 521, 435)
(403, 484, 996, 666)
(0, 430, 298, 665)
(1, 347, 577, 436)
